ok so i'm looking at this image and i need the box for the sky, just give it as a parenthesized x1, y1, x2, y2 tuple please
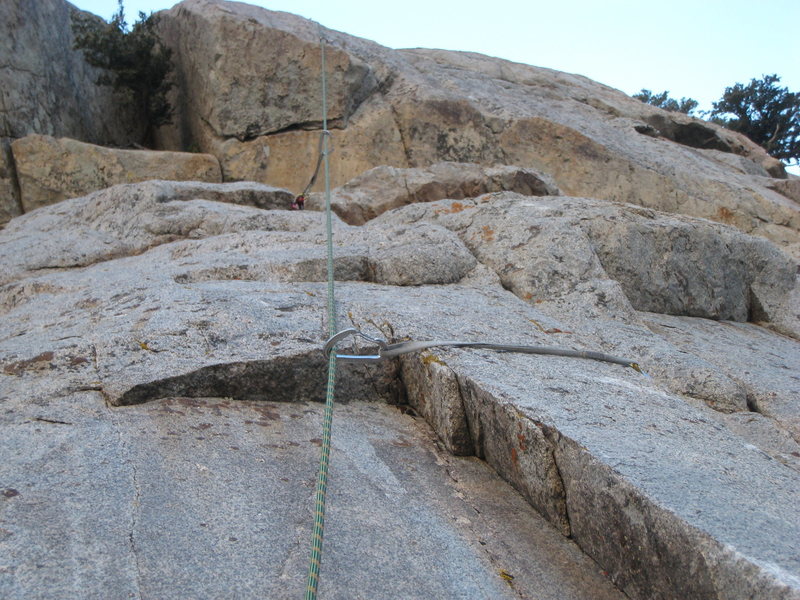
(72, 0, 800, 170)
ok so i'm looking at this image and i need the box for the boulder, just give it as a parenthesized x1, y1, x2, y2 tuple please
(765, 176, 800, 204)
(306, 162, 559, 224)
(155, 0, 380, 144)
(10, 135, 222, 211)
(0, 180, 296, 285)
(0, 0, 137, 145)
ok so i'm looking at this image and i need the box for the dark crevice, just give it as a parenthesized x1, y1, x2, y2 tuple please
(745, 392, 761, 414)
(113, 352, 328, 406)
(27, 263, 90, 272)
(643, 115, 733, 153)
(111, 350, 399, 407)
(246, 117, 347, 142)
(69, 385, 104, 393)
(2, 137, 24, 217)
(32, 416, 72, 425)
(454, 372, 478, 457)
(547, 433, 573, 539)
(747, 287, 769, 323)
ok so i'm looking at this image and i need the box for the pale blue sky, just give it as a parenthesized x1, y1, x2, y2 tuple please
(72, 0, 800, 170)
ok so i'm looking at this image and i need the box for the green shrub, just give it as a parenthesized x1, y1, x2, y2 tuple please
(633, 89, 699, 116)
(72, 0, 173, 147)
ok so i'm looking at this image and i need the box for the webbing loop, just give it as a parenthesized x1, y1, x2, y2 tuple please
(301, 130, 333, 197)
(324, 328, 645, 373)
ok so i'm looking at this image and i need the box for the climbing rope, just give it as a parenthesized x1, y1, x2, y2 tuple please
(304, 28, 336, 600)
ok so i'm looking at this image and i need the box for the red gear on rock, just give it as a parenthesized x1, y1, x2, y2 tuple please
(291, 194, 305, 210)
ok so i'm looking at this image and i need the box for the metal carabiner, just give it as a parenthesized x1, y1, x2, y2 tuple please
(323, 328, 390, 362)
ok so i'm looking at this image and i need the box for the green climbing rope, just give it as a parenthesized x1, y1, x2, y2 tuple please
(305, 27, 336, 600)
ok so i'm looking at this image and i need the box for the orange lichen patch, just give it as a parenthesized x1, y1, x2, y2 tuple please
(434, 200, 474, 215)
(522, 292, 534, 301)
(421, 352, 446, 367)
(516, 433, 528, 451)
(510, 446, 518, 467)
(717, 206, 736, 224)
(481, 225, 495, 242)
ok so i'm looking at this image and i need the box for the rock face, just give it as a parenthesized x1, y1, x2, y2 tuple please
(155, 0, 800, 258)
(11, 135, 222, 211)
(157, 0, 376, 141)
(1, 180, 798, 599)
(155, 0, 381, 179)
(0, 0, 214, 225)
(0, 0, 137, 145)
(2, 1, 800, 599)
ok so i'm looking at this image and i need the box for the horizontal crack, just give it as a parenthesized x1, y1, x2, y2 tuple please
(32, 416, 72, 425)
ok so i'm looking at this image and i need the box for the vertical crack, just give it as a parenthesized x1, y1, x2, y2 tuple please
(128, 458, 144, 600)
(108, 407, 144, 600)
(389, 104, 413, 167)
(89, 343, 112, 407)
(401, 172, 415, 206)
(399, 353, 474, 456)
(277, 522, 308, 585)
(744, 390, 761, 414)
(548, 432, 573, 539)
(1, 137, 24, 217)
(454, 371, 478, 457)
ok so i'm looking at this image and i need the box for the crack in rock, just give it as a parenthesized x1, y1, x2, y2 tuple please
(108, 407, 144, 600)
(109, 351, 400, 407)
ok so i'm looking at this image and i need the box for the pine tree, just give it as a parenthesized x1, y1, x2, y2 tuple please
(709, 75, 800, 165)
